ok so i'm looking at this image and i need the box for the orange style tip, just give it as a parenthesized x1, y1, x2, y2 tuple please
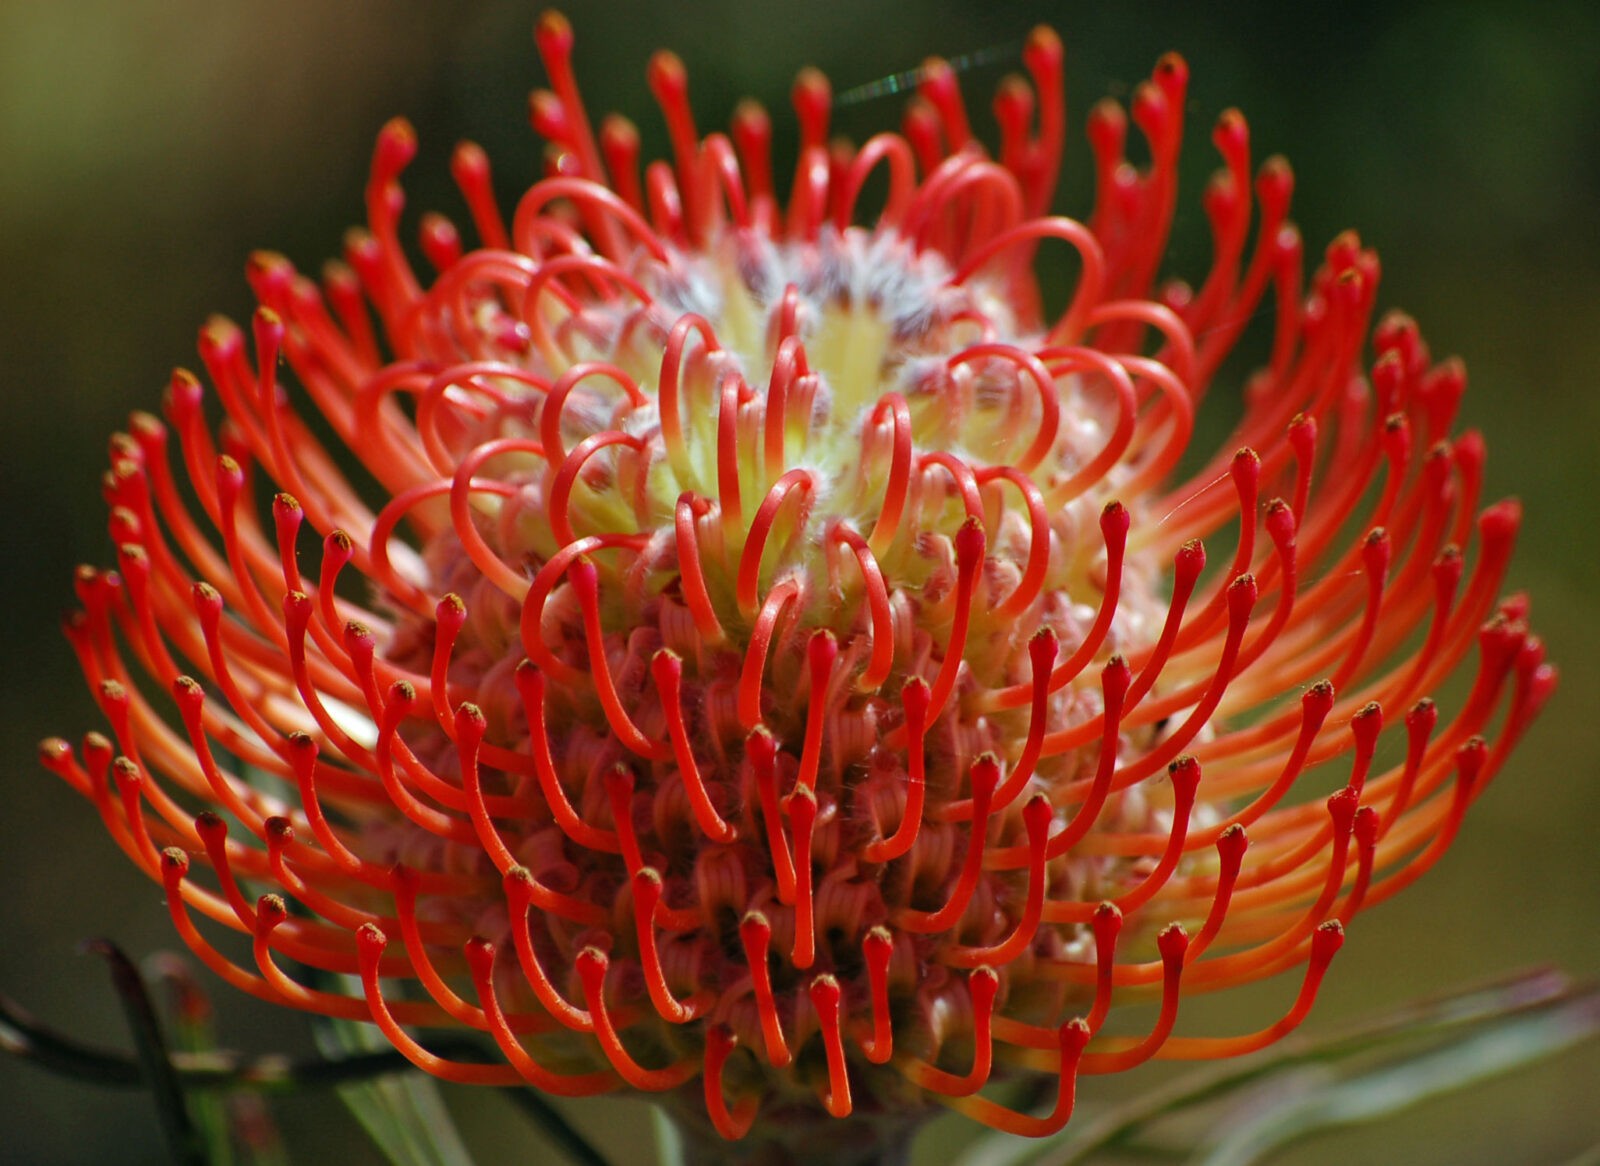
(166, 368, 203, 414)
(110, 757, 141, 789)
(793, 66, 830, 102)
(647, 50, 688, 100)
(1131, 78, 1169, 130)
(1258, 153, 1294, 193)
(282, 591, 313, 624)
(575, 945, 609, 984)
(343, 225, 378, 255)
(529, 89, 566, 138)
(1264, 494, 1296, 534)
(1175, 538, 1206, 577)
(1216, 822, 1249, 859)
(971, 753, 1002, 792)
(535, 10, 574, 55)
(568, 554, 599, 596)
(955, 515, 986, 563)
(321, 255, 358, 286)
(745, 724, 777, 763)
(376, 119, 418, 175)
(451, 139, 488, 171)
(504, 865, 536, 899)
(202, 310, 241, 334)
(918, 56, 955, 97)
(1157, 923, 1190, 959)
(1024, 25, 1063, 68)
(38, 737, 71, 763)
(1059, 1016, 1091, 1052)
(246, 247, 290, 271)
(1480, 498, 1523, 539)
(1312, 920, 1346, 959)
(995, 73, 1034, 114)
(356, 923, 388, 954)
(1232, 445, 1262, 477)
(265, 817, 294, 844)
(246, 254, 295, 300)
(1101, 499, 1131, 538)
(731, 100, 769, 134)
(463, 935, 497, 976)
(901, 674, 932, 709)
(1086, 96, 1126, 139)
(602, 765, 634, 799)
(160, 847, 190, 875)
(253, 305, 285, 337)
(600, 113, 639, 148)
(256, 895, 288, 929)
(455, 702, 487, 733)
(1022, 793, 1053, 832)
(808, 974, 841, 1009)
(1326, 784, 1360, 819)
(1213, 106, 1249, 150)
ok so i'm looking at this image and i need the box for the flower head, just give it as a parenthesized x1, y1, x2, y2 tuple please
(43, 12, 1554, 1153)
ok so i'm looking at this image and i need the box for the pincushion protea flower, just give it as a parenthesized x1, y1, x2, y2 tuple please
(41, 11, 1555, 1162)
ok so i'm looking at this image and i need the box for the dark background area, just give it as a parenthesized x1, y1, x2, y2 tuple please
(1, 1, 1597, 1162)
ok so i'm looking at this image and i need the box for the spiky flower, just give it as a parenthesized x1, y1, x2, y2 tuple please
(42, 13, 1553, 1162)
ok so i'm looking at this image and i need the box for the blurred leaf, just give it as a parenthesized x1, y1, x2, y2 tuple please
(0, 983, 497, 1093)
(0, 986, 146, 1087)
(152, 955, 236, 1166)
(949, 969, 1598, 1166)
(1193, 992, 1600, 1164)
(652, 1104, 686, 1166)
(313, 1004, 477, 1166)
(493, 1089, 614, 1166)
(83, 939, 208, 1166)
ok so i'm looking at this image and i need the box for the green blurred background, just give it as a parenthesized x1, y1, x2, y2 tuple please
(2, 1, 1596, 1162)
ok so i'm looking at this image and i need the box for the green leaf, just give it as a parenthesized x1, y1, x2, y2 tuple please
(1192, 993, 1600, 1165)
(651, 1104, 686, 1166)
(152, 955, 236, 1166)
(948, 969, 1598, 1166)
(313, 991, 476, 1166)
